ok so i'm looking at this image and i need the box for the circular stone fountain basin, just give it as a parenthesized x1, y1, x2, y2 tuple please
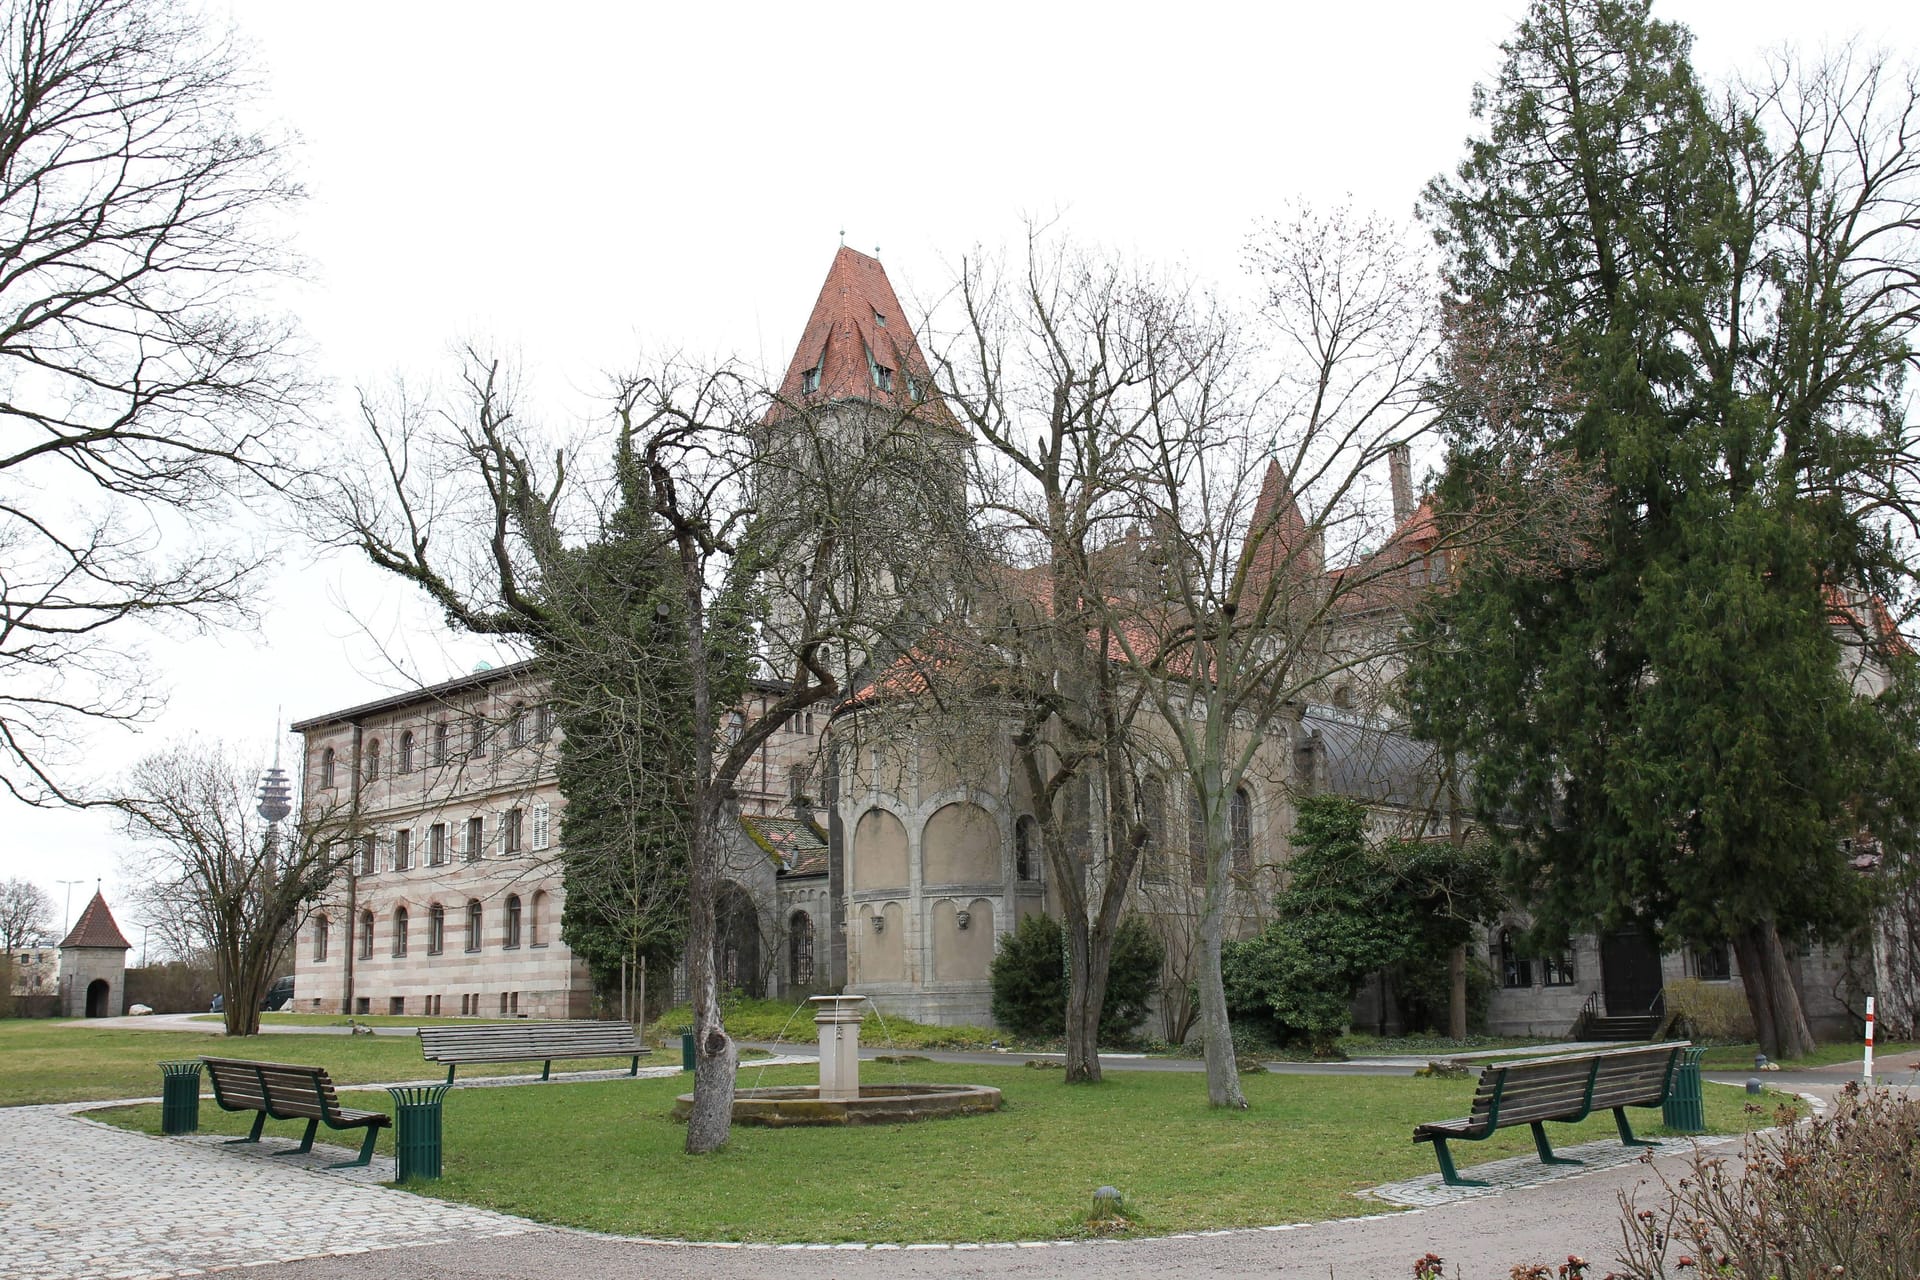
(672, 1083, 1002, 1127)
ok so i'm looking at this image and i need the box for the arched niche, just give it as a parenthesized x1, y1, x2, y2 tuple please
(852, 808, 908, 891)
(931, 898, 995, 983)
(922, 802, 998, 885)
(851, 901, 906, 983)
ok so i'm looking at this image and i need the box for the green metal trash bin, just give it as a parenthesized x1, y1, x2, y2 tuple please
(386, 1084, 451, 1182)
(680, 1029, 696, 1072)
(1663, 1046, 1706, 1134)
(160, 1061, 201, 1135)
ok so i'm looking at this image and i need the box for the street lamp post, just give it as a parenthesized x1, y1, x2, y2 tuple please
(56, 879, 85, 936)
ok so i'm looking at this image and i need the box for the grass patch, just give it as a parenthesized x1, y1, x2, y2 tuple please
(89, 1062, 1792, 1243)
(186, 1013, 518, 1028)
(645, 996, 999, 1051)
(0, 1019, 655, 1106)
(1698, 1039, 1916, 1070)
(1334, 1033, 1565, 1059)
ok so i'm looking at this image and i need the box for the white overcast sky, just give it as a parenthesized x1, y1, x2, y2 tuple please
(9, 0, 1916, 948)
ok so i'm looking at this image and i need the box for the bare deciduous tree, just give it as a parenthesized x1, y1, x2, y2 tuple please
(116, 740, 348, 1035)
(0, 876, 55, 950)
(320, 349, 950, 1152)
(0, 0, 309, 804)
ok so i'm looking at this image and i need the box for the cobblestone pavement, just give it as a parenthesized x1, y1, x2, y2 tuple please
(1364, 1130, 1744, 1208)
(3, 1103, 540, 1280)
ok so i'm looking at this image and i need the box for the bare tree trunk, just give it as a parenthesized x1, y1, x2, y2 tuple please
(1735, 921, 1815, 1061)
(683, 811, 737, 1153)
(1062, 909, 1117, 1083)
(1195, 877, 1245, 1108)
(1448, 944, 1468, 1040)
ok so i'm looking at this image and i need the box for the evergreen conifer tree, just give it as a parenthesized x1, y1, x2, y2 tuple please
(1406, 0, 1920, 1058)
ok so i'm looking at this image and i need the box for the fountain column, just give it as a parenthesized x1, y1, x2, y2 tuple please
(811, 994, 867, 1101)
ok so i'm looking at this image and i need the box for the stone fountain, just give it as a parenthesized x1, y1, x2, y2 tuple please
(672, 994, 1001, 1127)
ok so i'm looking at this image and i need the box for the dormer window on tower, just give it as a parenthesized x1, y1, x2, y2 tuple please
(801, 364, 820, 394)
(874, 365, 892, 392)
(906, 374, 924, 402)
(873, 310, 887, 327)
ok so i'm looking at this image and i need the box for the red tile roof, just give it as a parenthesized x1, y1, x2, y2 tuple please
(59, 891, 131, 950)
(1241, 461, 1322, 596)
(767, 246, 960, 432)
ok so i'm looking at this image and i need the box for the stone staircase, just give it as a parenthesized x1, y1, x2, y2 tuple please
(1571, 991, 1666, 1042)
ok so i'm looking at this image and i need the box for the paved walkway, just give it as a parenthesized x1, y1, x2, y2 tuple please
(14, 1060, 1912, 1280)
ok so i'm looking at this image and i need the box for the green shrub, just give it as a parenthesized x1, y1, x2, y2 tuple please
(989, 913, 1163, 1043)
(1663, 976, 1755, 1043)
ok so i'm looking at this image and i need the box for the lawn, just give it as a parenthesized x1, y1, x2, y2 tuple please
(187, 1012, 518, 1029)
(1698, 1039, 1916, 1070)
(0, 1019, 656, 1105)
(645, 996, 1001, 1051)
(90, 1060, 1792, 1243)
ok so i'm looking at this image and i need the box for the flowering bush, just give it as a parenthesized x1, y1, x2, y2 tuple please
(1611, 1084, 1920, 1279)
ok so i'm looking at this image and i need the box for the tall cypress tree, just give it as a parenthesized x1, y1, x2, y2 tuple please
(537, 431, 746, 1013)
(1405, 0, 1920, 1057)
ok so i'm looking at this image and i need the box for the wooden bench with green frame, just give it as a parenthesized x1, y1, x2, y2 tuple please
(199, 1056, 391, 1169)
(1412, 1042, 1690, 1186)
(417, 1020, 648, 1084)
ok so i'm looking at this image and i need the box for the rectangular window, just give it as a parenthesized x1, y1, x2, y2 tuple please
(312, 919, 328, 962)
(503, 808, 523, 854)
(394, 829, 412, 871)
(801, 365, 820, 394)
(355, 997, 370, 1015)
(531, 803, 550, 852)
(359, 836, 376, 876)
(1542, 948, 1577, 986)
(389, 996, 404, 1016)
(1693, 945, 1732, 982)
(429, 823, 447, 866)
(465, 816, 484, 862)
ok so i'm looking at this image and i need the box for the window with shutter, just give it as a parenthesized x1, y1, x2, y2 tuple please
(532, 803, 551, 851)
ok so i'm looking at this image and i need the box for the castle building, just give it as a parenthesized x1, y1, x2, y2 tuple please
(291, 246, 1876, 1042)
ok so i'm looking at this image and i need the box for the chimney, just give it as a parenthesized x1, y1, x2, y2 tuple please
(1389, 445, 1414, 524)
(789, 763, 812, 827)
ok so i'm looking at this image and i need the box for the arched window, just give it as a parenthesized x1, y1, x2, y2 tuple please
(1186, 784, 1207, 884)
(1014, 815, 1038, 882)
(504, 895, 522, 948)
(1139, 777, 1167, 882)
(358, 909, 373, 959)
(508, 703, 527, 748)
(392, 906, 409, 957)
(528, 890, 547, 946)
(312, 915, 329, 962)
(432, 720, 448, 767)
(789, 911, 814, 987)
(1498, 927, 1532, 989)
(321, 747, 336, 788)
(399, 731, 415, 774)
(465, 900, 483, 952)
(364, 739, 380, 782)
(1230, 787, 1253, 876)
(427, 904, 445, 955)
(535, 702, 554, 741)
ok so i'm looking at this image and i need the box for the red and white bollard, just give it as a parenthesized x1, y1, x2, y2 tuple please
(1864, 995, 1875, 1085)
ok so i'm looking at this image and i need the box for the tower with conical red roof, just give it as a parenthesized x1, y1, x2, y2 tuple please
(58, 889, 132, 1018)
(758, 247, 967, 688)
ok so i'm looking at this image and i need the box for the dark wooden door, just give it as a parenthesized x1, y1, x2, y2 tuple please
(1600, 929, 1664, 1015)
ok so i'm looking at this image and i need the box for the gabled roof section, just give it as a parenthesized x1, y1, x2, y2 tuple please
(768, 246, 960, 432)
(740, 813, 829, 877)
(60, 891, 131, 950)
(1241, 461, 1323, 596)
